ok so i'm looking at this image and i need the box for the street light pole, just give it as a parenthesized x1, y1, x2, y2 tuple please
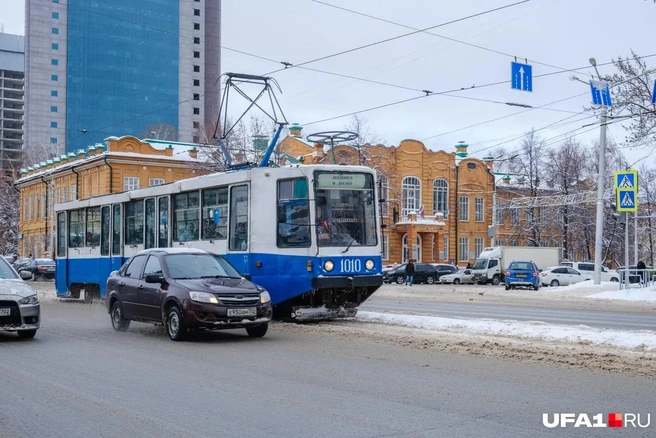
(593, 106, 607, 285)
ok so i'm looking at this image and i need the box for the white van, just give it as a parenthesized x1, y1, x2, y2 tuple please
(561, 261, 619, 282)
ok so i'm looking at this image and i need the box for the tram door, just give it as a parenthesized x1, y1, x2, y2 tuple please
(99, 206, 112, 285)
(55, 212, 68, 296)
(110, 204, 124, 272)
(157, 196, 170, 248)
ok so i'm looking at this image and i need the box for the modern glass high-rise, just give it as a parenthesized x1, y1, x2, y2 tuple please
(24, 0, 221, 155)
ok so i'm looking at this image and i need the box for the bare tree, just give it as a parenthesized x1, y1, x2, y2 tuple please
(604, 51, 656, 147)
(140, 123, 179, 141)
(506, 130, 547, 246)
(344, 115, 382, 146)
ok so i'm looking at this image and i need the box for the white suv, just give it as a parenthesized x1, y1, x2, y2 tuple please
(561, 261, 619, 282)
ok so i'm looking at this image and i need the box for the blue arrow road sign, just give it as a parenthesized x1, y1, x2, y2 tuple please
(511, 62, 532, 92)
(590, 80, 612, 106)
(652, 80, 656, 105)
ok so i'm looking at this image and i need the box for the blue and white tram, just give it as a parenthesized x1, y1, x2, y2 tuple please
(53, 164, 383, 318)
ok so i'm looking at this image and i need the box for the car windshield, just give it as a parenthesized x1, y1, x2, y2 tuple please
(0, 259, 18, 280)
(164, 254, 242, 280)
(509, 262, 534, 270)
(472, 258, 488, 269)
(455, 269, 465, 274)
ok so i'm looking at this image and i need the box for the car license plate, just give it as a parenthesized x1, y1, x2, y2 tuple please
(516, 274, 527, 278)
(227, 308, 256, 317)
(0, 308, 10, 316)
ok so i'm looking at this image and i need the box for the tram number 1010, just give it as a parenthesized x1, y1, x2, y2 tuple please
(340, 259, 362, 273)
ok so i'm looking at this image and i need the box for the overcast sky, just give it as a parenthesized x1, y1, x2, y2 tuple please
(3, 0, 655, 166)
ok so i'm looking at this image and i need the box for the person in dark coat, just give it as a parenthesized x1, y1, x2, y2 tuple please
(405, 259, 415, 286)
(637, 261, 647, 283)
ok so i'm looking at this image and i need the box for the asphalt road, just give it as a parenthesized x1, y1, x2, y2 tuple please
(1, 301, 655, 438)
(363, 298, 656, 331)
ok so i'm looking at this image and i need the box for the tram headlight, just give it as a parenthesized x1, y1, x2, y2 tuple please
(324, 260, 334, 272)
(365, 259, 375, 271)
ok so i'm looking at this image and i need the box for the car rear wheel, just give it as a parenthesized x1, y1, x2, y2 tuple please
(610, 277, 619, 282)
(246, 323, 268, 338)
(395, 275, 405, 285)
(110, 301, 130, 332)
(550, 280, 560, 287)
(491, 275, 501, 286)
(17, 329, 37, 339)
(454, 278, 460, 285)
(426, 276, 435, 284)
(166, 307, 187, 341)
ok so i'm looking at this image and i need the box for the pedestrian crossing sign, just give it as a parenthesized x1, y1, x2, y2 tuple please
(615, 170, 637, 190)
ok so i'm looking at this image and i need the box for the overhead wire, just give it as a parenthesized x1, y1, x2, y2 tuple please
(262, 0, 532, 75)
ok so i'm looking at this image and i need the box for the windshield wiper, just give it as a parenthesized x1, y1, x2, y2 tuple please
(200, 275, 237, 279)
(341, 238, 355, 254)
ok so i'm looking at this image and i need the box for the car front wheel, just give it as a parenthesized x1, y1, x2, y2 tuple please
(246, 323, 268, 338)
(17, 329, 37, 339)
(426, 276, 435, 284)
(454, 278, 460, 285)
(166, 307, 187, 341)
(395, 275, 405, 285)
(111, 301, 130, 332)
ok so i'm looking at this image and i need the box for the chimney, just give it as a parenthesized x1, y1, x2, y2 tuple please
(483, 155, 494, 170)
(289, 123, 302, 138)
(188, 147, 198, 159)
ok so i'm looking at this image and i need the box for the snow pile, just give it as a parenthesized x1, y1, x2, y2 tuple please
(588, 289, 656, 303)
(541, 280, 617, 292)
(358, 311, 656, 351)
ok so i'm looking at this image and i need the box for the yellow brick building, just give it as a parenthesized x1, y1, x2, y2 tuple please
(15, 136, 204, 258)
(278, 128, 495, 265)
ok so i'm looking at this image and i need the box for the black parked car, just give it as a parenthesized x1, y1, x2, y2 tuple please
(18, 258, 56, 280)
(106, 248, 273, 341)
(383, 263, 439, 285)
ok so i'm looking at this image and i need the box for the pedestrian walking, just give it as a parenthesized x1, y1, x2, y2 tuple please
(405, 259, 415, 286)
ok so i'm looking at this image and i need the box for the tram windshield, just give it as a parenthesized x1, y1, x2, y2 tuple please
(314, 171, 377, 248)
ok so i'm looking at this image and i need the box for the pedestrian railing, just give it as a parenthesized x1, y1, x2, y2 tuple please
(617, 269, 656, 290)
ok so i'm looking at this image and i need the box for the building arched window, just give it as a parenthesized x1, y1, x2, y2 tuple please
(402, 176, 421, 217)
(402, 233, 422, 262)
(433, 179, 448, 214)
(378, 174, 389, 217)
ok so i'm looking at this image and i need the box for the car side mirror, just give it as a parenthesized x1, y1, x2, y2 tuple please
(19, 270, 32, 280)
(241, 274, 252, 281)
(145, 274, 165, 284)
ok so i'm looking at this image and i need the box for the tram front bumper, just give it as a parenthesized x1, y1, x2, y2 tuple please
(311, 274, 383, 289)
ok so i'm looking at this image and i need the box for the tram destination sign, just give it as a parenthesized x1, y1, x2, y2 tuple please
(316, 173, 367, 189)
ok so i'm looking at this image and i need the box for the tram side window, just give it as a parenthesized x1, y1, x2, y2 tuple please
(202, 187, 228, 240)
(57, 212, 66, 257)
(69, 209, 85, 248)
(101, 206, 110, 256)
(86, 207, 101, 247)
(277, 178, 310, 248)
(174, 191, 200, 241)
(229, 185, 248, 251)
(112, 205, 121, 255)
(125, 201, 144, 245)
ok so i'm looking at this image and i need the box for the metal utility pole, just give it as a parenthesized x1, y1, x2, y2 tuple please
(593, 107, 607, 285)
(625, 212, 630, 290)
(634, 213, 639, 265)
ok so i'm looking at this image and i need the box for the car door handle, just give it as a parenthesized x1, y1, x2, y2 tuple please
(138, 285, 143, 290)
(119, 282, 125, 286)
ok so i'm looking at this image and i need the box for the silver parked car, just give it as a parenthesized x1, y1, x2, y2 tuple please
(0, 256, 40, 338)
(439, 268, 475, 285)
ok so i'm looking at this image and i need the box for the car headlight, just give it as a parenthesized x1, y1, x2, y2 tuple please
(260, 291, 271, 304)
(189, 291, 219, 304)
(19, 294, 39, 305)
(365, 259, 374, 270)
(324, 260, 334, 272)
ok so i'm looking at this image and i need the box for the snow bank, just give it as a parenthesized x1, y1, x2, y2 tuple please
(358, 311, 656, 351)
(588, 289, 656, 303)
(541, 280, 617, 293)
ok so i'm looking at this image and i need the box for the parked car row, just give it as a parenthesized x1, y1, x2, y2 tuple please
(1, 256, 56, 281)
(382, 263, 458, 285)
